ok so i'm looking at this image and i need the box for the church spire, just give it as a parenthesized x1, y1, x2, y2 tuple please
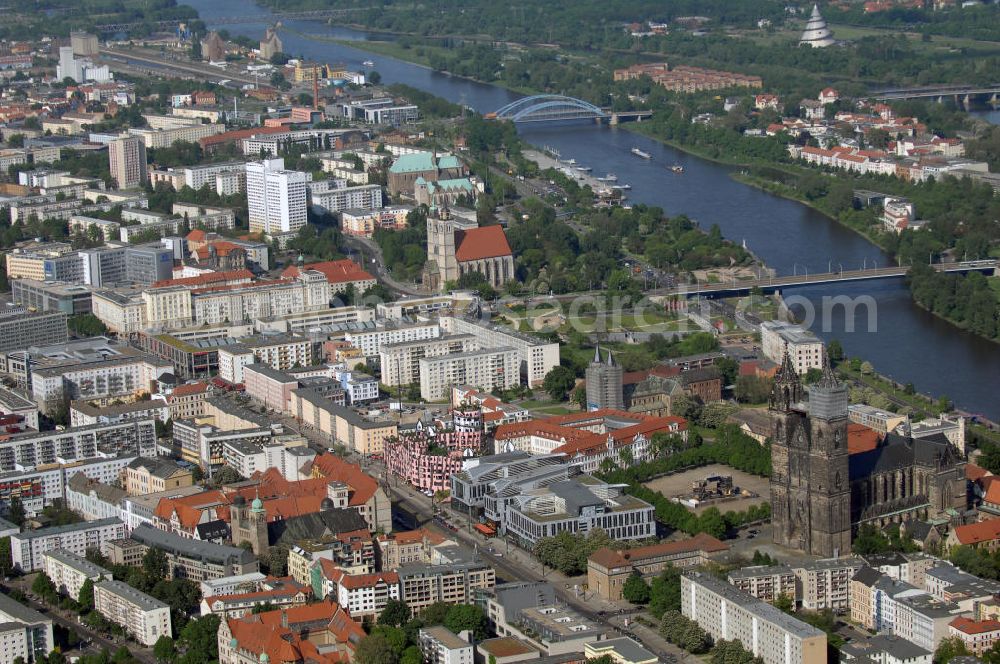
(606, 349, 616, 367)
(769, 350, 803, 412)
(593, 343, 602, 364)
(815, 347, 839, 389)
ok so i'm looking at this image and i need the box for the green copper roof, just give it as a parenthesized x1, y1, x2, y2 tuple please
(388, 151, 461, 174)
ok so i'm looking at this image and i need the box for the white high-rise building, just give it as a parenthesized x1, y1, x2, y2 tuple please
(800, 4, 835, 48)
(109, 137, 147, 189)
(246, 158, 309, 235)
(56, 46, 83, 83)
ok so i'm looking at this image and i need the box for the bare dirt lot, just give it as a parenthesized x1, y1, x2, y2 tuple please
(643, 463, 771, 514)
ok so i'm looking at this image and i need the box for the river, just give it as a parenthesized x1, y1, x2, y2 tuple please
(185, 0, 1000, 420)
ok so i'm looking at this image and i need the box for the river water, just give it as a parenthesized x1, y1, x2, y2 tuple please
(186, 0, 1000, 420)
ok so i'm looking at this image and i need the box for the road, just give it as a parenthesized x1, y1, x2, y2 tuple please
(2, 582, 152, 663)
(341, 234, 428, 297)
(369, 462, 685, 664)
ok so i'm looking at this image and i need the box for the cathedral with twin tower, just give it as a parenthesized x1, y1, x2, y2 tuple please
(770, 351, 966, 557)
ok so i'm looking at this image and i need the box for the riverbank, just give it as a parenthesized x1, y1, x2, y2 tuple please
(730, 172, 894, 254)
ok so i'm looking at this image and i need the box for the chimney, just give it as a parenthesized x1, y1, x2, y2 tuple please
(313, 65, 319, 112)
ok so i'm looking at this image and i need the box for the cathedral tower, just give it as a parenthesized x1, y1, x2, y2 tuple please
(769, 350, 852, 557)
(805, 354, 852, 557)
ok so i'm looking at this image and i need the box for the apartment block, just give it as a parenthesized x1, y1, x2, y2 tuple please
(728, 565, 799, 604)
(420, 626, 473, 664)
(42, 549, 112, 602)
(345, 321, 440, 357)
(793, 557, 864, 611)
(760, 321, 824, 374)
(340, 205, 412, 237)
(0, 420, 156, 473)
(94, 580, 171, 647)
(419, 347, 520, 401)
(246, 158, 309, 235)
(307, 180, 383, 213)
(380, 334, 478, 386)
(0, 593, 54, 664)
(11, 518, 125, 571)
(108, 136, 147, 189)
(682, 571, 827, 664)
(439, 317, 560, 387)
(398, 561, 496, 613)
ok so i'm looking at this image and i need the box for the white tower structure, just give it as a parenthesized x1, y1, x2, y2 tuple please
(800, 4, 835, 48)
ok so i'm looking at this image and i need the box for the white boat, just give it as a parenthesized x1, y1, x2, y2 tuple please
(631, 147, 652, 159)
(597, 173, 618, 182)
(565, 158, 577, 165)
(611, 183, 632, 190)
(575, 165, 592, 172)
(362, 60, 375, 67)
(670, 164, 684, 173)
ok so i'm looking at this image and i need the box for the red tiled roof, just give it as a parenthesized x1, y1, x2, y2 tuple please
(200, 125, 288, 148)
(281, 259, 375, 285)
(967, 463, 992, 482)
(495, 410, 686, 458)
(589, 533, 729, 569)
(152, 269, 253, 288)
(186, 229, 208, 243)
(196, 241, 244, 259)
(454, 225, 512, 262)
(155, 458, 379, 530)
(227, 600, 361, 664)
(952, 518, 1000, 546)
(950, 616, 1000, 635)
(848, 423, 880, 455)
(171, 381, 210, 397)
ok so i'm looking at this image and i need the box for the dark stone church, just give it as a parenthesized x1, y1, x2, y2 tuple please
(769, 353, 966, 557)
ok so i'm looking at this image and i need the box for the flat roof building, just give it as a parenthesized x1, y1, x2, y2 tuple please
(681, 571, 827, 664)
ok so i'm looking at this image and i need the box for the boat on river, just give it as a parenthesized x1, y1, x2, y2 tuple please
(597, 173, 618, 182)
(631, 147, 652, 159)
(671, 164, 684, 173)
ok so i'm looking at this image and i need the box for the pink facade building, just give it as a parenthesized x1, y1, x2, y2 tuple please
(384, 408, 484, 493)
(243, 364, 297, 413)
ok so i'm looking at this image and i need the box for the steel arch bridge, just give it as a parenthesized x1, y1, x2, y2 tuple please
(493, 95, 608, 123)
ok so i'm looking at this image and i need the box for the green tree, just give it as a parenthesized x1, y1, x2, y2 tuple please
(178, 615, 221, 662)
(774, 593, 794, 613)
(32, 572, 56, 598)
(419, 602, 451, 626)
(379, 599, 411, 627)
(860, 361, 875, 375)
(542, 365, 576, 401)
(8, 497, 25, 526)
(648, 566, 681, 618)
(78, 578, 95, 613)
(400, 646, 422, 664)
(827, 340, 844, 363)
(444, 604, 488, 640)
(935, 636, 970, 664)
(153, 635, 176, 663)
(354, 634, 400, 664)
(143, 548, 169, 580)
(621, 572, 651, 604)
